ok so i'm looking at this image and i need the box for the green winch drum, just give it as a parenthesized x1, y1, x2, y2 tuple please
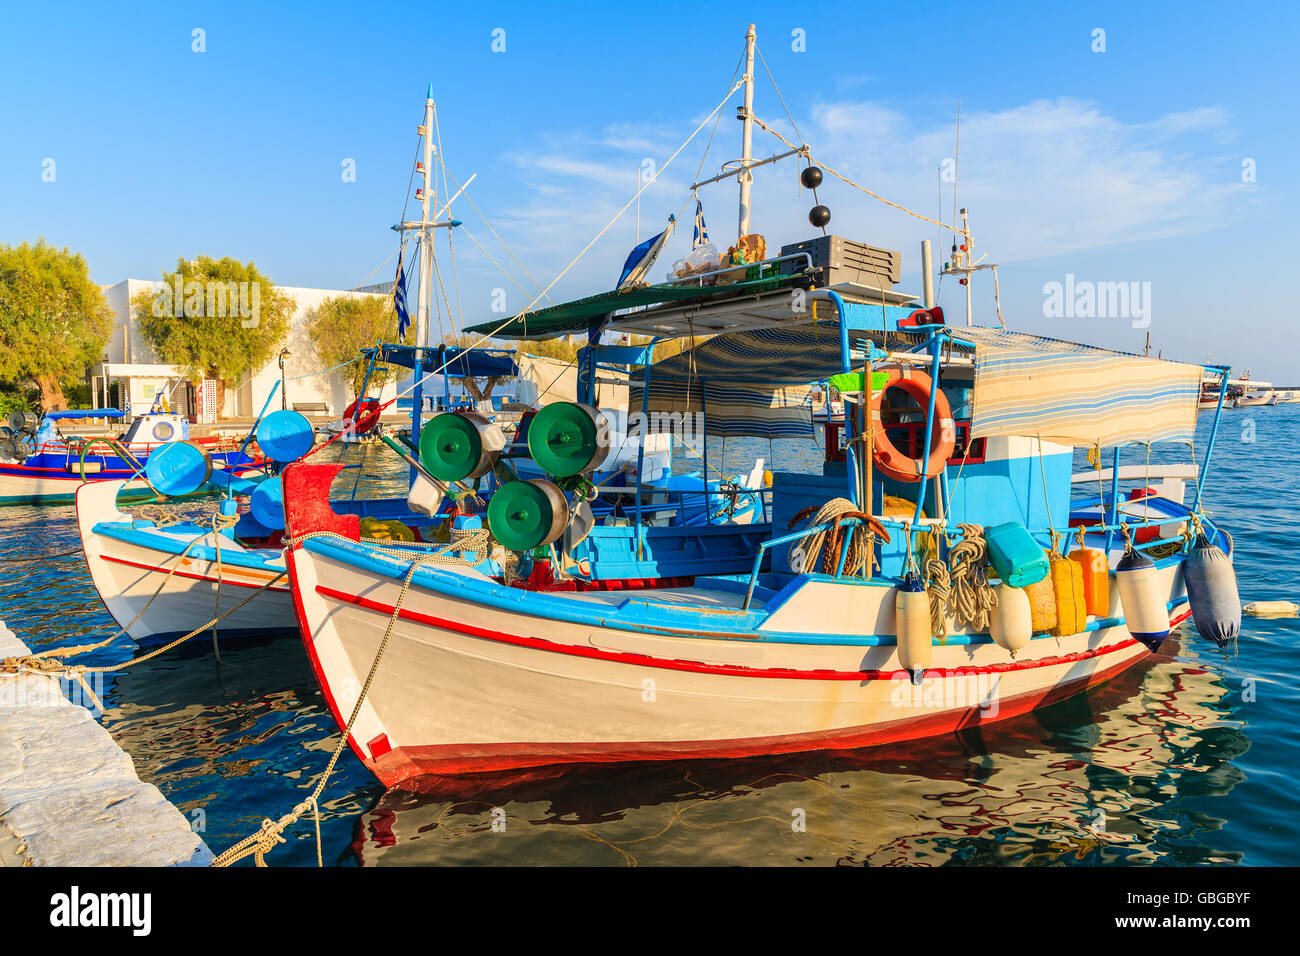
(486, 479, 569, 552)
(526, 402, 611, 477)
(418, 411, 505, 482)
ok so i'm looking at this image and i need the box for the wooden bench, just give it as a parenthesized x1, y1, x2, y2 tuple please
(292, 402, 329, 416)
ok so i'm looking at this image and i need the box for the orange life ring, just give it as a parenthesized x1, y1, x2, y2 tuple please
(870, 368, 955, 482)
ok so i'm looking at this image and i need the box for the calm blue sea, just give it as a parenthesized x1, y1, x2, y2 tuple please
(1, 405, 1296, 866)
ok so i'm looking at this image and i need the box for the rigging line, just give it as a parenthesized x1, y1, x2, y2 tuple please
(321, 80, 744, 409)
(432, 100, 464, 337)
(755, 42, 803, 144)
(513, 78, 745, 334)
(448, 226, 464, 338)
(751, 116, 960, 234)
(456, 223, 543, 304)
(688, 47, 743, 189)
(398, 127, 424, 229)
(953, 100, 961, 234)
(435, 252, 456, 340)
(429, 239, 454, 342)
(441, 166, 553, 305)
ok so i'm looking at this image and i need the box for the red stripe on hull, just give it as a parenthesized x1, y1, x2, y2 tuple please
(99, 553, 289, 591)
(364, 647, 1147, 787)
(316, 583, 1150, 681)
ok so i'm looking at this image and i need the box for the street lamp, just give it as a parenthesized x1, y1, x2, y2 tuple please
(278, 348, 291, 411)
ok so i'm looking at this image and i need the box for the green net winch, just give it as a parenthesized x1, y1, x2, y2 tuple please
(486, 478, 569, 552)
(525, 402, 611, 477)
(418, 411, 505, 482)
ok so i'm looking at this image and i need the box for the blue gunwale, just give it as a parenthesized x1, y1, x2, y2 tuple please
(301, 534, 1188, 648)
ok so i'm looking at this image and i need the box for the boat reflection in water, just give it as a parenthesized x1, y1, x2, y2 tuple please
(344, 630, 1247, 866)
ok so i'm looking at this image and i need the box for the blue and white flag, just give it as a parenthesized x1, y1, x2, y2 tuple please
(394, 242, 412, 342)
(692, 199, 709, 248)
(617, 215, 675, 290)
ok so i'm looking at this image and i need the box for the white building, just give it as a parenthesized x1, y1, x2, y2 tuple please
(95, 279, 395, 420)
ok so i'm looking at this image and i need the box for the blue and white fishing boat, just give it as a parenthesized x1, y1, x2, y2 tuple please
(279, 26, 1244, 789)
(0, 406, 265, 506)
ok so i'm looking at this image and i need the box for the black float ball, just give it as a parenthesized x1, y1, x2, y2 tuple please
(800, 165, 823, 189)
(809, 204, 831, 228)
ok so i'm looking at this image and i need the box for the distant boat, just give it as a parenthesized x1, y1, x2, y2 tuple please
(1237, 382, 1278, 406)
(1274, 388, 1300, 404)
(0, 408, 264, 506)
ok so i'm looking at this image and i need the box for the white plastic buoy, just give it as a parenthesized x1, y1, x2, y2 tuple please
(896, 571, 932, 684)
(1116, 545, 1169, 652)
(989, 583, 1033, 658)
(1244, 600, 1298, 618)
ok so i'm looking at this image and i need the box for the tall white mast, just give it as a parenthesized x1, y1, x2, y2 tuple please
(417, 85, 435, 349)
(737, 24, 756, 239)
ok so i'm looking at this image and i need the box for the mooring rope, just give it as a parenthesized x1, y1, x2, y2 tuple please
(210, 530, 481, 867)
(1, 568, 287, 711)
(1, 512, 263, 708)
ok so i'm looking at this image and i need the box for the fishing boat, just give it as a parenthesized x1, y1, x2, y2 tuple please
(280, 27, 1243, 789)
(1198, 378, 1242, 410)
(72, 348, 517, 641)
(0, 407, 264, 506)
(1275, 387, 1300, 404)
(1236, 382, 1278, 406)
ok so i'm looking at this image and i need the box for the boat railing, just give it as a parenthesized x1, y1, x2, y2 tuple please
(739, 509, 1209, 611)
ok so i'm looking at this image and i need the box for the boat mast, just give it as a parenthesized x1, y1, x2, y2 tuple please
(417, 85, 435, 350)
(737, 24, 756, 239)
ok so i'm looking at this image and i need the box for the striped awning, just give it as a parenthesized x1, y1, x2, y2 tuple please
(961, 328, 1202, 446)
(629, 380, 814, 440)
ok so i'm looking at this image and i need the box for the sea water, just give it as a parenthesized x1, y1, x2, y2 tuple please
(0, 407, 1296, 866)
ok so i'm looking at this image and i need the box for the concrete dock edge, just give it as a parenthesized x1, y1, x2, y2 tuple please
(0, 620, 212, 866)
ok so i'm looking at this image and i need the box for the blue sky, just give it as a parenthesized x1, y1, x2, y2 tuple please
(2, 1, 1296, 380)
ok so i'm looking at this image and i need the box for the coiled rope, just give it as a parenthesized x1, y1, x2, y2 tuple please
(946, 523, 998, 632)
(926, 557, 951, 639)
(789, 498, 878, 576)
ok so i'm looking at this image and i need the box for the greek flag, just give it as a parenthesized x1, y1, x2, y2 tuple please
(693, 199, 709, 248)
(393, 243, 412, 342)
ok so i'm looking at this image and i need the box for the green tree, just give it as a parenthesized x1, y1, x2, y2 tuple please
(305, 294, 398, 397)
(131, 256, 292, 392)
(0, 240, 113, 411)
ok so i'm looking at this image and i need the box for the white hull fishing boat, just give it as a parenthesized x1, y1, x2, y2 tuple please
(285, 470, 1192, 784)
(78, 478, 296, 640)
(1236, 385, 1277, 406)
(280, 27, 1243, 790)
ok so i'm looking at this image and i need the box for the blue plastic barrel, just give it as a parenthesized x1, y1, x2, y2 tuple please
(145, 441, 213, 496)
(250, 476, 285, 530)
(257, 410, 315, 463)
